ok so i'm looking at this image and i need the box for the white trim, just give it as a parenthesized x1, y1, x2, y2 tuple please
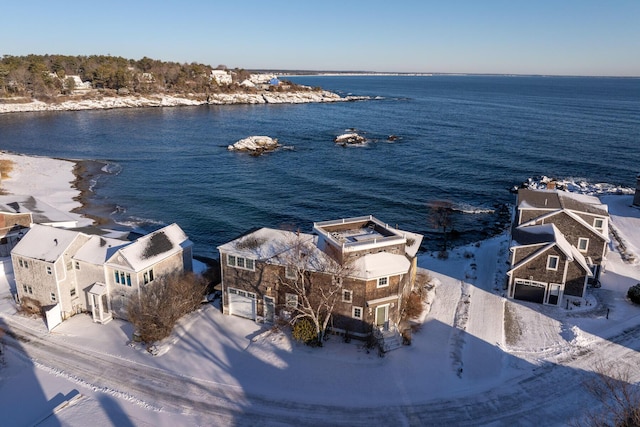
(577, 237, 589, 252)
(285, 292, 298, 308)
(377, 276, 389, 288)
(547, 255, 559, 271)
(352, 306, 363, 319)
(366, 294, 399, 307)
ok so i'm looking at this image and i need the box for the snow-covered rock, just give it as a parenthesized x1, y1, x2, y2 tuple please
(334, 132, 366, 145)
(227, 136, 280, 154)
(0, 90, 360, 114)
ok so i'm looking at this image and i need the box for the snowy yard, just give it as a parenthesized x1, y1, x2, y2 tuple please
(1, 152, 640, 425)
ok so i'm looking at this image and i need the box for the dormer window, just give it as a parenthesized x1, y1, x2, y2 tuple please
(593, 218, 604, 232)
(578, 238, 589, 252)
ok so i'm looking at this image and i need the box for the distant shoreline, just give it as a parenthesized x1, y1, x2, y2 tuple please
(0, 90, 366, 115)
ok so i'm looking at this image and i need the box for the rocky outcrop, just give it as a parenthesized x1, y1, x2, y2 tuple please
(334, 133, 367, 145)
(227, 136, 280, 154)
(0, 91, 368, 114)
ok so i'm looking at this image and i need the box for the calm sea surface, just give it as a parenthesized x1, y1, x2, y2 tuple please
(1, 75, 639, 256)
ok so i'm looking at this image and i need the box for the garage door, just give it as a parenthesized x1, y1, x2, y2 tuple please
(513, 280, 545, 304)
(228, 288, 256, 320)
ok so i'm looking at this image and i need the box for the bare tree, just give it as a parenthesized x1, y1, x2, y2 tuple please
(127, 271, 206, 344)
(428, 200, 454, 254)
(575, 360, 640, 427)
(278, 233, 353, 346)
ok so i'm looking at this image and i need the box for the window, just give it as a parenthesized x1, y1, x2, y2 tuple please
(228, 255, 255, 271)
(352, 306, 363, 320)
(18, 259, 23, 268)
(114, 270, 132, 286)
(578, 238, 589, 252)
(18, 258, 28, 268)
(547, 255, 559, 271)
(74, 261, 80, 270)
(342, 289, 353, 303)
(46, 266, 52, 275)
(285, 293, 298, 308)
(377, 277, 389, 288)
(70, 288, 77, 298)
(50, 292, 57, 302)
(143, 269, 154, 285)
(27, 286, 33, 294)
(593, 218, 604, 231)
(285, 266, 296, 279)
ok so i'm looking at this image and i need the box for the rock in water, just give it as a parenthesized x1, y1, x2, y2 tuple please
(227, 136, 280, 154)
(334, 133, 366, 145)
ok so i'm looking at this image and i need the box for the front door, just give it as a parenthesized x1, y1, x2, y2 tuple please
(375, 304, 389, 327)
(263, 296, 275, 322)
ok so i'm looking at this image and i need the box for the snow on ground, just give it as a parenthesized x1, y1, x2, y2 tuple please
(1, 153, 640, 425)
(0, 151, 93, 227)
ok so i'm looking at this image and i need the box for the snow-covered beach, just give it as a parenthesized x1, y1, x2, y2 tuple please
(1, 151, 640, 425)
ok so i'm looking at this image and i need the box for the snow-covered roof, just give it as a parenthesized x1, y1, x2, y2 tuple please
(509, 224, 592, 276)
(108, 223, 191, 272)
(218, 228, 315, 261)
(517, 188, 608, 216)
(73, 235, 129, 266)
(519, 209, 610, 243)
(11, 224, 83, 262)
(0, 195, 78, 227)
(399, 229, 423, 258)
(352, 252, 411, 279)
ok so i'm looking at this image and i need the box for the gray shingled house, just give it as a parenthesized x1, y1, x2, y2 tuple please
(508, 188, 610, 306)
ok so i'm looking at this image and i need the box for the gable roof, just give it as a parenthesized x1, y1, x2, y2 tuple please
(11, 224, 84, 262)
(509, 224, 592, 276)
(0, 195, 79, 226)
(519, 209, 610, 243)
(517, 189, 609, 216)
(73, 235, 129, 265)
(108, 223, 191, 272)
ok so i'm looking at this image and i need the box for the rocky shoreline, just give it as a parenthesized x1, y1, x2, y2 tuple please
(0, 90, 366, 114)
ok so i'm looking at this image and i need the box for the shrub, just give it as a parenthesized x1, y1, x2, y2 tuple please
(292, 318, 317, 344)
(402, 292, 424, 320)
(19, 296, 43, 317)
(627, 283, 640, 304)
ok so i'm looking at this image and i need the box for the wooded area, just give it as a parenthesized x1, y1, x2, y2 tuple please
(0, 54, 303, 100)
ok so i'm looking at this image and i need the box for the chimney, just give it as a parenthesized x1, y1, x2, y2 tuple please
(634, 174, 640, 207)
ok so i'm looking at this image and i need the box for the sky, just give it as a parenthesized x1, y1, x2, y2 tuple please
(2, 0, 639, 76)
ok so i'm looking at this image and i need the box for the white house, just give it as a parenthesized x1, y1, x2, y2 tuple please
(11, 223, 193, 327)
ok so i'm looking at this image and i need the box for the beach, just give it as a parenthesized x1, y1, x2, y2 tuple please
(0, 151, 96, 228)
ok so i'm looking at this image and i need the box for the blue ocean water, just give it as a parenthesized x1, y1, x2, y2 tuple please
(1, 75, 638, 256)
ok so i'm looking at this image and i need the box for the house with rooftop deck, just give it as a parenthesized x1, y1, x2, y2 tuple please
(218, 216, 422, 341)
(11, 223, 193, 327)
(508, 188, 610, 305)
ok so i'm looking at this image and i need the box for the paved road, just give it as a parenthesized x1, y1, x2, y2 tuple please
(4, 313, 640, 426)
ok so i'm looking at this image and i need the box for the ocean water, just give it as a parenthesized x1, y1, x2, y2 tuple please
(1, 75, 638, 256)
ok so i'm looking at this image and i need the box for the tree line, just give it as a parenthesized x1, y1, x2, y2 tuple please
(0, 54, 304, 100)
